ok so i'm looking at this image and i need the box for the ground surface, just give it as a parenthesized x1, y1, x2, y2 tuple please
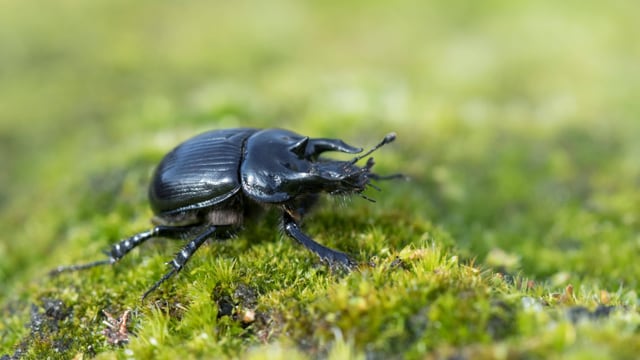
(1, 1, 639, 359)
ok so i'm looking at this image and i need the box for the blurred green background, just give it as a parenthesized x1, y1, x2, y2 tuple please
(1, 0, 639, 358)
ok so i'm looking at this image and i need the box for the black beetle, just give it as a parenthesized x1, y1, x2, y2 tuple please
(52, 128, 399, 299)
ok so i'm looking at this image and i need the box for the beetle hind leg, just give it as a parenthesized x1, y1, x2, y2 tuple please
(282, 211, 357, 269)
(142, 225, 220, 300)
(50, 225, 198, 275)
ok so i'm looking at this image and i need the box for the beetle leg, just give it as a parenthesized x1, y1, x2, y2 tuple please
(50, 225, 198, 275)
(367, 172, 407, 181)
(282, 212, 357, 269)
(142, 225, 218, 300)
(108, 225, 199, 262)
(287, 194, 319, 220)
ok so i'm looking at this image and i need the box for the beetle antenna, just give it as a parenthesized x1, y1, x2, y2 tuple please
(349, 132, 396, 165)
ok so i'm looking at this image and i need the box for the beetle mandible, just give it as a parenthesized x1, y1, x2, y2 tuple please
(52, 128, 400, 299)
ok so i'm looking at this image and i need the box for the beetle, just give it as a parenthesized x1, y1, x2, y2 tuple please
(52, 128, 399, 299)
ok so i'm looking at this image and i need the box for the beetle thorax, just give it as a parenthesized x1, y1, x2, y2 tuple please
(240, 129, 375, 204)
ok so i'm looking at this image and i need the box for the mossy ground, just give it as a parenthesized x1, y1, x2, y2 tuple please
(1, 1, 639, 359)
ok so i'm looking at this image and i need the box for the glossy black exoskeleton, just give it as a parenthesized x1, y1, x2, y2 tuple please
(52, 128, 399, 299)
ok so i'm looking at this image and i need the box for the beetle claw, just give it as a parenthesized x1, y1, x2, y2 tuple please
(141, 268, 178, 301)
(325, 253, 359, 273)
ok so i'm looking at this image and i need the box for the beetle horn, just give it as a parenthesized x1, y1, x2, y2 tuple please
(289, 136, 310, 157)
(305, 138, 362, 157)
(349, 132, 396, 164)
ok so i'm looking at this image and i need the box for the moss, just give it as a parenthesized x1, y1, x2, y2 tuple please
(2, 0, 640, 359)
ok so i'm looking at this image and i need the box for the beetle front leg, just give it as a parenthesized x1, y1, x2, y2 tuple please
(288, 194, 320, 219)
(282, 211, 357, 269)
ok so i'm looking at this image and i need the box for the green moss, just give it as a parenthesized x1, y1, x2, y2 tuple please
(2, 0, 640, 359)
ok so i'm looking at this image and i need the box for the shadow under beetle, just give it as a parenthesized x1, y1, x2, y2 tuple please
(52, 128, 401, 299)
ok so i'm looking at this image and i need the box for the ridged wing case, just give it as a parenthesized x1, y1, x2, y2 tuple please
(149, 128, 257, 214)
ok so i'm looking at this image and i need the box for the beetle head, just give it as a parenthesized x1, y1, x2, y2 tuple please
(240, 129, 396, 203)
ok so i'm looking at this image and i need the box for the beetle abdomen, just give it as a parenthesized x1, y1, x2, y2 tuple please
(149, 128, 257, 214)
